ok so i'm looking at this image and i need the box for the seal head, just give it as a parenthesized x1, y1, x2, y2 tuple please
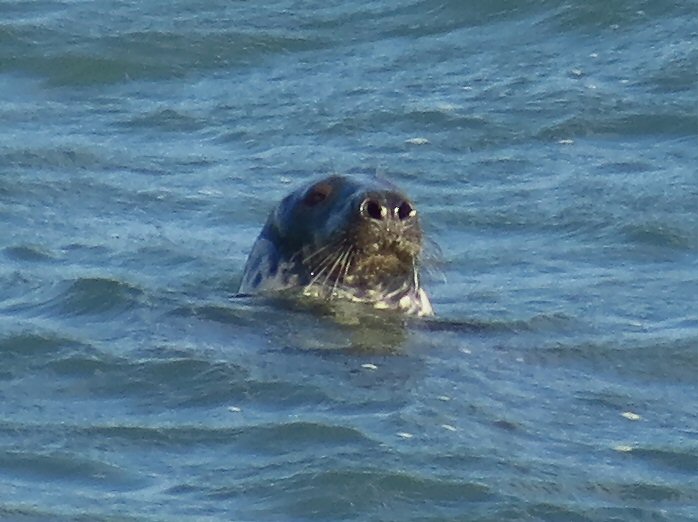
(239, 175, 433, 316)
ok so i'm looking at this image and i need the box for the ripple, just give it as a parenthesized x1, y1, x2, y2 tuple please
(3, 26, 328, 86)
(0, 146, 105, 171)
(535, 335, 698, 385)
(122, 108, 207, 133)
(2, 245, 56, 263)
(0, 506, 80, 522)
(423, 312, 579, 336)
(622, 223, 695, 251)
(0, 450, 149, 492)
(22, 420, 374, 479)
(43, 277, 144, 318)
(44, 353, 338, 410)
(0, 331, 96, 384)
(233, 421, 374, 453)
(0, 331, 84, 360)
(539, 112, 698, 141)
(600, 480, 691, 503)
(210, 468, 493, 517)
(631, 446, 698, 475)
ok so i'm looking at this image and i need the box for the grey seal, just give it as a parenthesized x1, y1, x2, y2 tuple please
(239, 175, 433, 316)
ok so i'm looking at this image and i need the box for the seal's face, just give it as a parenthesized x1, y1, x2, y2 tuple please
(239, 175, 433, 316)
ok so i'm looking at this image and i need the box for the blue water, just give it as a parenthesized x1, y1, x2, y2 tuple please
(2, 1, 697, 520)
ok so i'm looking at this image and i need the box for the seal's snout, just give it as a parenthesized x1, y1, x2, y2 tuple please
(359, 195, 416, 222)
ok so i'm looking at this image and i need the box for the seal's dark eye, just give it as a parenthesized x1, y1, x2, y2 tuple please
(304, 182, 332, 207)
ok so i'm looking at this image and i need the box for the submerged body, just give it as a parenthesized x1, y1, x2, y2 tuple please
(239, 175, 433, 316)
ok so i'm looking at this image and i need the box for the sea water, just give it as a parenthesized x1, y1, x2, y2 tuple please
(1, 1, 697, 520)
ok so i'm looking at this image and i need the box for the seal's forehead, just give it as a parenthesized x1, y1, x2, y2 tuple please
(302, 174, 403, 198)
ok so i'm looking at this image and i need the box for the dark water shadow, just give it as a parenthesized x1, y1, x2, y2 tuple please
(179, 293, 420, 356)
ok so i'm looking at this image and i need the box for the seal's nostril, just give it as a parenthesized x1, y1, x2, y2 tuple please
(396, 201, 415, 220)
(361, 198, 385, 220)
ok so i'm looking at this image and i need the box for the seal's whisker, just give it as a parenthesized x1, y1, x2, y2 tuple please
(287, 242, 332, 275)
(307, 238, 345, 273)
(419, 236, 446, 284)
(411, 258, 420, 291)
(299, 237, 344, 265)
(315, 242, 351, 292)
(306, 242, 347, 289)
(294, 236, 346, 289)
(329, 245, 353, 297)
(339, 246, 355, 285)
(325, 252, 346, 297)
(306, 255, 336, 287)
(299, 244, 332, 265)
(316, 252, 342, 288)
